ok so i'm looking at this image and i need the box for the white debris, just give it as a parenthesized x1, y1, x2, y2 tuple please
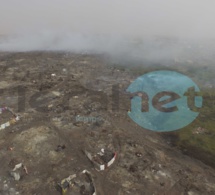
(10, 172, 21, 181)
(13, 163, 23, 171)
(157, 170, 168, 177)
(52, 91, 61, 97)
(98, 148, 105, 156)
(48, 104, 53, 109)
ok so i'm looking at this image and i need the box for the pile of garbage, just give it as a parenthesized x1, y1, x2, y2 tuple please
(10, 163, 28, 181)
(84, 148, 117, 171)
(57, 170, 96, 195)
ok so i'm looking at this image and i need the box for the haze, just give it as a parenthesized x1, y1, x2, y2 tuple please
(1, 0, 215, 64)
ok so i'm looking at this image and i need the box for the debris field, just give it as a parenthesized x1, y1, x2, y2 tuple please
(0, 52, 215, 195)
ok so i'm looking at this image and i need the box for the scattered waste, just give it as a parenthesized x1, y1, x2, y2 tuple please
(52, 91, 61, 97)
(58, 170, 96, 195)
(0, 107, 20, 131)
(84, 148, 117, 171)
(48, 104, 53, 109)
(58, 174, 77, 194)
(23, 165, 28, 174)
(192, 127, 208, 135)
(51, 73, 56, 77)
(13, 163, 23, 171)
(8, 147, 15, 151)
(56, 144, 66, 152)
(10, 171, 20, 181)
(10, 163, 28, 181)
(135, 152, 142, 157)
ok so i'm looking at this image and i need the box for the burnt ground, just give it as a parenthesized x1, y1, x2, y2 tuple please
(0, 52, 215, 195)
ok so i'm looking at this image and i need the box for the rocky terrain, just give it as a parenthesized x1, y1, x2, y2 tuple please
(0, 52, 215, 195)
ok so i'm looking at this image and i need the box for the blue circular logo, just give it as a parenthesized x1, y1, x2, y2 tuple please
(127, 70, 203, 132)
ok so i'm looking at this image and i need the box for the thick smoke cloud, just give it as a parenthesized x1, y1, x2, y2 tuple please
(1, 0, 215, 65)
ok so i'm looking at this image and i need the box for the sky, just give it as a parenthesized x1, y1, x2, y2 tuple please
(0, 0, 215, 61)
(1, 0, 215, 38)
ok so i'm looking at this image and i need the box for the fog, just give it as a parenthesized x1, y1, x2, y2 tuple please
(1, 0, 215, 65)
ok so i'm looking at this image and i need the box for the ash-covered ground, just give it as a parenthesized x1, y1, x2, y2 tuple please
(0, 52, 215, 195)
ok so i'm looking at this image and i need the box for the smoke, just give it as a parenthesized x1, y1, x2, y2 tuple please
(1, 0, 215, 65)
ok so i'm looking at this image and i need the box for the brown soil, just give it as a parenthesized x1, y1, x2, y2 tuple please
(0, 52, 215, 195)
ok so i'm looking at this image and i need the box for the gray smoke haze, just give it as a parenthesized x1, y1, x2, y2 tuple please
(1, 0, 215, 65)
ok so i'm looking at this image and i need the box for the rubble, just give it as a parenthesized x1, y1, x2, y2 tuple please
(55, 144, 66, 152)
(52, 91, 61, 97)
(57, 170, 96, 195)
(0, 52, 215, 194)
(9, 163, 28, 181)
(58, 174, 77, 194)
(135, 152, 142, 157)
(0, 107, 20, 131)
(84, 148, 117, 171)
(12, 163, 23, 171)
(10, 171, 20, 181)
(192, 127, 208, 135)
